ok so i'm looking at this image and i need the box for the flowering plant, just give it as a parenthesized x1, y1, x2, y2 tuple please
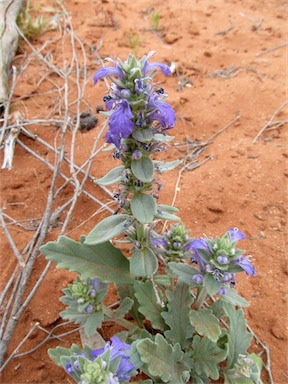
(41, 52, 262, 383)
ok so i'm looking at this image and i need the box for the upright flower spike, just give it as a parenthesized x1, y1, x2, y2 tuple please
(94, 52, 175, 149)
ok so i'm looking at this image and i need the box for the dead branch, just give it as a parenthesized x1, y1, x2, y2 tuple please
(0, 0, 24, 113)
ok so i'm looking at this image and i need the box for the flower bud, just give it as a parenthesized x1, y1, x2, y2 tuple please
(173, 242, 182, 249)
(217, 255, 229, 264)
(132, 150, 142, 160)
(193, 274, 203, 284)
(84, 304, 94, 313)
(218, 286, 227, 295)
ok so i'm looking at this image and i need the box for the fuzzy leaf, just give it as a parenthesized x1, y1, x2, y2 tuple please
(223, 303, 253, 367)
(153, 134, 174, 143)
(94, 166, 124, 186)
(203, 273, 222, 296)
(84, 214, 132, 245)
(41, 236, 134, 284)
(192, 335, 227, 380)
(113, 297, 134, 319)
(130, 194, 156, 224)
(136, 334, 186, 383)
(134, 281, 167, 330)
(155, 211, 180, 221)
(162, 283, 194, 348)
(130, 247, 158, 277)
(168, 262, 200, 286)
(131, 156, 154, 182)
(220, 287, 250, 307)
(157, 204, 179, 213)
(189, 309, 221, 343)
(132, 129, 153, 143)
(155, 160, 181, 173)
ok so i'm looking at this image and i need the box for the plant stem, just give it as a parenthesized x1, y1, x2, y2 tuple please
(194, 287, 208, 309)
(103, 307, 137, 332)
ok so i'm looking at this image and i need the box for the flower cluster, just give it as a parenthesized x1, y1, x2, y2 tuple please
(151, 222, 192, 261)
(66, 337, 135, 384)
(94, 51, 176, 149)
(68, 278, 108, 314)
(186, 228, 256, 294)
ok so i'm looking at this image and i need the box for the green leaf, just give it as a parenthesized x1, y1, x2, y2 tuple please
(94, 166, 124, 186)
(189, 309, 221, 343)
(134, 281, 167, 330)
(192, 335, 227, 380)
(203, 274, 222, 296)
(154, 211, 180, 222)
(220, 287, 250, 307)
(84, 311, 104, 337)
(136, 334, 187, 383)
(162, 282, 194, 348)
(168, 262, 200, 286)
(132, 129, 153, 143)
(117, 284, 143, 326)
(223, 304, 253, 367)
(131, 156, 154, 182)
(130, 194, 156, 224)
(155, 160, 181, 173)
(153, 134, 175, 143)
(41, 236, 134, 284)
(130, 248, 158, 277)
(157, 204, 179, 213)
(84, 214, 131, 245)
(113, 297, 134, 319)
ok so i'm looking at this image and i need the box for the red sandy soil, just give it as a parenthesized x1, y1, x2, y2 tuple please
(0, 0, 287, 383)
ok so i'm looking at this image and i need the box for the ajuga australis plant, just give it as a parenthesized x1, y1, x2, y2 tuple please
(41, 51, 262, 384)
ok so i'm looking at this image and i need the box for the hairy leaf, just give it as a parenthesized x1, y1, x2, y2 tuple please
(130, 247, 158, 277)
(94, 166, 125, 186)
(131, 156, 154, 182)
(132, 129, 153, 143)
(220, 287, 250, 307)
(224, 303, 253, 367)
(84, 214, 131, 245)
(203, 274, 222, 296)
(134, 281, 167, 330)
(162, 282, 194, 347)
(168, 262, 200, 286)
(41, 236, 134, 284)
(130, 194, 156, 224)
(113, 297, 134, 319)
(189, 309, 221, 343)
(192, 335, 227, 380)
(136, 334, 187, 383)
(155, 160, 181, 173)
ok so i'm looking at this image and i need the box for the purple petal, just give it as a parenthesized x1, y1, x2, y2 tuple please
(227, 228, 246, 242)
(142, 52, 171, 76)
(94, 64, 124, 84)
(107, 100, 134, 148)
(92, 279, 106, 292)
(231, 257, 256, 276)
(148, 95, 176, 129)
(191, 238, 210, 252)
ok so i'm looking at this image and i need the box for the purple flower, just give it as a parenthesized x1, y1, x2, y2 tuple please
(142, 51, 172, 77)
(106, 100, 134, 148)
(151, 236, 168, 248)
(227, 228, 245, 242)
(94, 60, 125, 84)
(231, 257, 256, 276)
(148, 95, 176, 129)
(187, 238, 211, 273)
(90, 337, 134, 380)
